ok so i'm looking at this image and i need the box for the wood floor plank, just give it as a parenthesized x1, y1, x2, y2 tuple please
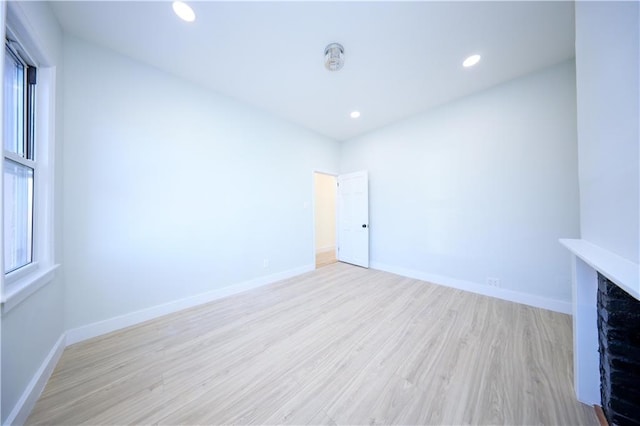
(26, 262, 598, 425)
(316, 250, 337, 268)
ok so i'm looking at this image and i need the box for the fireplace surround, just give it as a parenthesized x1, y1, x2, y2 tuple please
(560, 239, 639, 423)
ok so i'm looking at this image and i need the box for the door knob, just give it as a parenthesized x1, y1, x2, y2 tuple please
(362, 224, 367, 228)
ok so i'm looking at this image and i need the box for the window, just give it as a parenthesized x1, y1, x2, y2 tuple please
(1, 10, 58, 313)
(3, 40, 37, 275)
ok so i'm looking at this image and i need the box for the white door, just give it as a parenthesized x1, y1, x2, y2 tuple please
(337, 171, 369, 268)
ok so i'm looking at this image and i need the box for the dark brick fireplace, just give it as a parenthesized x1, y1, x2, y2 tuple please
(597, 273, 640, 425)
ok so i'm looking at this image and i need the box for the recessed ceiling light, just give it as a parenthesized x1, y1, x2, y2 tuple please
(350, 111, 361, 119)
(463, 54, 481, 68)
(172, 1, 196, 22)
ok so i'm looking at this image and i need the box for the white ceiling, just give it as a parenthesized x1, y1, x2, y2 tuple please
(51, 1, 576, 141)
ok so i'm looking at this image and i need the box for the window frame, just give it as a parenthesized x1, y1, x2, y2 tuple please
(1, 14, 59, 314)
(4, 38, 37, 276)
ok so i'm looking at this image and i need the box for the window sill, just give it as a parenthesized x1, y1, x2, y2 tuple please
(1, 264, 60, 314)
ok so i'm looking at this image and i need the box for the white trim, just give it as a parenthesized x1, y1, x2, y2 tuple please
(570, 256, 601, 405)
(66, 264, 315, 345)
(3, 332, 66, 426)
(4, 261, 39, 285)
(370, 261, 572, 314)
(6, 1, 55, 67)
(1, 39, 58, 316)
(560, 238, 639, 301)
(0, 3, 6, 425)
(3, 151, 35, 168)
(312, 169, 338, 177)
(311, 170, 339, 265)
(33, 66, 57, 269)
(1, 264, 59, 314)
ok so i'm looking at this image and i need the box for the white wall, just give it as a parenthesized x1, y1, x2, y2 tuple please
(341, 61, 580, 303)
(575, 1, 639, 264)
(63, 36, 339, 329)
(314, 173, 336, 252)
(1, 2, 65, 423)
(1, 279, 65, 423)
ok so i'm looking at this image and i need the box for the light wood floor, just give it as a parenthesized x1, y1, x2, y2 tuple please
(27, 263, 597, 425)
(315, 250, 337, 268)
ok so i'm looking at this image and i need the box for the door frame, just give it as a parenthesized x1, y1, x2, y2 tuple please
(311, 170, 338, 268)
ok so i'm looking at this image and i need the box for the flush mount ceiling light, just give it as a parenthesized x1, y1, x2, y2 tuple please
(463, 54, 481, 68)
(350, 111, 361, 119)
(324, 43, 345, 71)
(173, 1, 196, 22)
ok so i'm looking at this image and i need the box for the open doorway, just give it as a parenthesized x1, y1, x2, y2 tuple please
(314, 172, 337, 268)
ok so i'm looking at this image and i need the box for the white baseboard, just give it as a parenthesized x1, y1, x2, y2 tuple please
(66, 264, 315, 345)
(315, 246, 335, 254)
(4, 333, 66, 426)
(370, 262, 572, 314)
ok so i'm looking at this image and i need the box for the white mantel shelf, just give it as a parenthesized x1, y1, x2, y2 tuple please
(560, 239, 640, 301)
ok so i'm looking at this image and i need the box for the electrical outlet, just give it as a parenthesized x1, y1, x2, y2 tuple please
(263, 259, 269, 268)
(487, 277, 501, 287)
